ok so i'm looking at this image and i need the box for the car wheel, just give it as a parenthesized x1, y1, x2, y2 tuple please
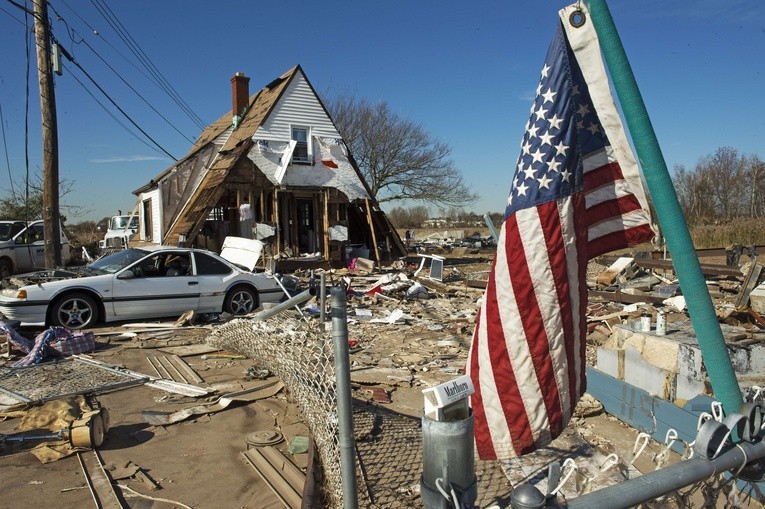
(224, 285, 259, 315)
(0, 258, 12, 279)
(50, 292, 98, 329)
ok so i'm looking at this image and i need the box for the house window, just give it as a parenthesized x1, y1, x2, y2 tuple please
(291, 126, 310, 164)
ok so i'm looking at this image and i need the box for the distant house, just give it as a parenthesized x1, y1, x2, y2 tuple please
(132, 66, 405, 267)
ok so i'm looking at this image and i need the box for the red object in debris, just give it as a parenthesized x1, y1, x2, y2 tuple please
(365, 285, 382, 296)
(348, 339, 359, 348)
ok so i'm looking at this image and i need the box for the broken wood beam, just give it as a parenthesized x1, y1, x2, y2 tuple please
(588, 290, 667, 305)
(598, 256, 744, 277)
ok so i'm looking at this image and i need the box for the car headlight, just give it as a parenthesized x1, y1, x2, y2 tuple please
(1, 288, 26, 299)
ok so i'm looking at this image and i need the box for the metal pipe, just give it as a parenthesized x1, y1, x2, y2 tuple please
(564, 439, 765, 508)
(331, 286, 358, 509)
(585, 0, 744, 415)
(483, 213, 499, 244)
(320, 271, 326, 323)
(273, 275, 307, 320)
(250, 289, 312, 322)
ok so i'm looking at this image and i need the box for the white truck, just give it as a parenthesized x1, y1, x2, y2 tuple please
(99, 214, 139, 252)
(0, 220, 71, 278)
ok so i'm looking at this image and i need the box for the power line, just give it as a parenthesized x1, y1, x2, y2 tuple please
(87, 0, 206, 130)
(79, 39, 195, 144)
(47, 2, 195, 144)
(63, 60, 166, 157)
(0, 99, 17, 198)
(56, 42, 178, 161)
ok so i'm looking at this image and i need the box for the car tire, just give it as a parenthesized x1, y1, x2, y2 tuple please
(0, 258, 12, 279)
(223, 285, 259, 315)
(50, 292, 98, 329)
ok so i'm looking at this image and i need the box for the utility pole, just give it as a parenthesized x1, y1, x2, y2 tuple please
(33, 0, 62, 268)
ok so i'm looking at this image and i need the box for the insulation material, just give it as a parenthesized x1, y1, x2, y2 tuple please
(159, 144, 217, 235)
(248, 137, 369, 201)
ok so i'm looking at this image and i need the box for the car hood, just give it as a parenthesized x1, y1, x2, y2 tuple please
(0, 268, 87, 289)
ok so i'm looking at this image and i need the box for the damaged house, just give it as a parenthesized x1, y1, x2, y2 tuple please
(131, 66, 405, 268)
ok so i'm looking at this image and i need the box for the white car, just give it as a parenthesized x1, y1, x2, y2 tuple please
(0, 246, 284, 329)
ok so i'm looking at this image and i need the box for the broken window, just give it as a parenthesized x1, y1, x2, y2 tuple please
(291, 126, 310, 164)
(194, 252, 232, 275)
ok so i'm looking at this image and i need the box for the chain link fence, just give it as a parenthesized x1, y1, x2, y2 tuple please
(208, 316, 345, 507)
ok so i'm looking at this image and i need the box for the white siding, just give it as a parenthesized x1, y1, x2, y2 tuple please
(254, 70, 340, 142)
(138, 189, 162, 243)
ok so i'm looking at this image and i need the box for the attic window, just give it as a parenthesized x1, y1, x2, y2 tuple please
(291, 126, 311, 165)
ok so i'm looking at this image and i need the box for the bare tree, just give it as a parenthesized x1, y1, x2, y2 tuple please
(698, 147, 745, 219)
(745, 154, 765, 218)
(387, 205, 430, 228)
(0, 174, 87, 223)
(325, 93, 478, 207)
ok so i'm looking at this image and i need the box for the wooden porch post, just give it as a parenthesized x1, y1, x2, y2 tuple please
(364, 198, 380, 267)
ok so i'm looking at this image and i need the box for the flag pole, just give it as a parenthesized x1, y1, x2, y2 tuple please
(584, 0, 743, 415)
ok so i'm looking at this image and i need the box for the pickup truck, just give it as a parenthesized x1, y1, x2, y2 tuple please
(0, 220, 71, 278)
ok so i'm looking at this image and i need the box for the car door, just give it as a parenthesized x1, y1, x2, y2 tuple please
(13, 223, 45, 272)
(192, 251, 235, 312)
(111, 251, 199, 319)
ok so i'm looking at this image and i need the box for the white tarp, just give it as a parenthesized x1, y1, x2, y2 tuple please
(220, 236, 264, 271)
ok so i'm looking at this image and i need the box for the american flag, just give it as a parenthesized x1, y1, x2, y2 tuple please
(468, 5, 654, 460)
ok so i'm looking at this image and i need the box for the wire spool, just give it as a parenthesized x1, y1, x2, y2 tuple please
(70, 412, 105, 449)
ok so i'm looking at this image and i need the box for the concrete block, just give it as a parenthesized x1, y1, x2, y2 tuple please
(676, 375, 707, 403)
(749, 281, 765, 314)
(640, 335, 681, 373)
(596, 347, 623, 380)
(748, 344, 765, 373)
(623, 346, 676, 400)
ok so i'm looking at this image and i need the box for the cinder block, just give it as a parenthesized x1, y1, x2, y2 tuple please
(596, 347, 623, 380)
(624, 347, 676, 400)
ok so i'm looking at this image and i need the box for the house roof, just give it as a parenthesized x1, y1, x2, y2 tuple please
(133, 66, 298, 195)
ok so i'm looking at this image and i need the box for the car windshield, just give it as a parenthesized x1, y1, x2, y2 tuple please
(109, 216, 138, 230)
(88, 248, 149, 274)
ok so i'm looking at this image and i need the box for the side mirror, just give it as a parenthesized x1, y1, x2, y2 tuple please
(117, 269, 136, 280)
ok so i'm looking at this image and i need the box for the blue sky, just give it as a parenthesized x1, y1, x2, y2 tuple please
(1, 0, 763, 222)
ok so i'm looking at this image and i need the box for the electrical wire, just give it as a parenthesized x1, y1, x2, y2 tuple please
(0, 99, 17, 198)
(48, 2, 195, 144)
(0, 3, 25, 25)
(24, 0, 30, 221)
(80, 39, 195, 144)
(88, 0, 206, 130)
(62, 60, 166, 157)
(53, 37, 178, 160)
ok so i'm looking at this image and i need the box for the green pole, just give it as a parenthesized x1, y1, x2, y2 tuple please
(585, 0, 743, 414)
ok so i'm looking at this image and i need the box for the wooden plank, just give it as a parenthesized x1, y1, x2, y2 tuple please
(170, 354, 204, 383)
(736, 262, 763, 310)
(78, 450, 125, 509)
(243, 447, 305, 509)
(364, 198, 380, 267)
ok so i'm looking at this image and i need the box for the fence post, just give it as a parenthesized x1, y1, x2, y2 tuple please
(331, 286, 358, 508)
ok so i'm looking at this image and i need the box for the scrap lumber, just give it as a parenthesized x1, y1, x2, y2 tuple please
(735, 262, 763, 311)
(77, 450, 124, 509)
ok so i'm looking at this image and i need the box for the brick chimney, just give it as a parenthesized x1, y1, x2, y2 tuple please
(231, 72, 250, 120)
